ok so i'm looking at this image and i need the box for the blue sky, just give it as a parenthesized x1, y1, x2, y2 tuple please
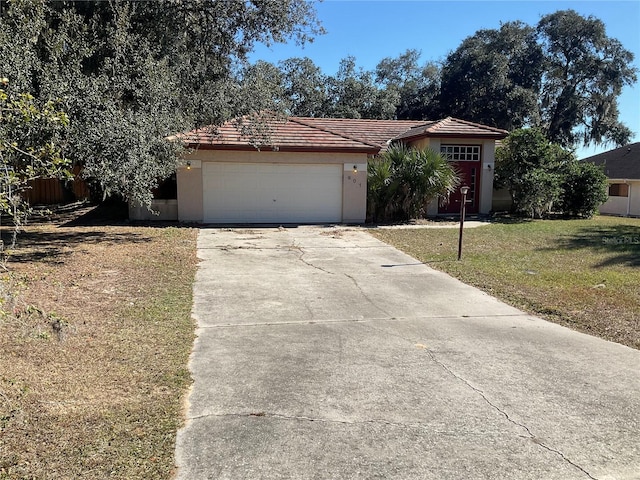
(249, 0, 640, 159)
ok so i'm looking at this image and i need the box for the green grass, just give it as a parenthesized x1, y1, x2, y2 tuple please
(371, 215, 640, 349)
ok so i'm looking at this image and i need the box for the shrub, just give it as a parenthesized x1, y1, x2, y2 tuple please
(496, 128, 609, 218)
(513, 168, 562, 218)
(367, 145, 459, 222)
(560, 161, 609, 217)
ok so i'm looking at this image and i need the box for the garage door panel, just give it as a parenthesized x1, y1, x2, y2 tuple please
(203, 163, 343, 223)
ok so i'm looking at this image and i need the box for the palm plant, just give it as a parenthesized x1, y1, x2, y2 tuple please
(367, 144, 460, 222)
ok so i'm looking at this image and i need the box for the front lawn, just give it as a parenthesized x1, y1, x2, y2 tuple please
(0, 206, 198, 479)
(371, 215, 640, 350)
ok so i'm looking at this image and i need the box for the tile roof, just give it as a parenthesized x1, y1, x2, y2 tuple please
(176, 114, 380, 153)
(177, 115, 508, 153)
(582, 142, 640, 180)
(293, 117, 427, 151)
(393, 117, 509, 141)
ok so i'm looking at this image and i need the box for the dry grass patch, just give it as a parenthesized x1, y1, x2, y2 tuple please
(0, 206, 198, 479)
(371, 215, 640, 350)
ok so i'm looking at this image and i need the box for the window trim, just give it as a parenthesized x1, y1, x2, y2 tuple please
(609, 183, 629, 197)
(440, 144, 481, 162)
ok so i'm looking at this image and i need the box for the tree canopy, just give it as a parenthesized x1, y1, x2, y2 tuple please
(324, 56, 398, 119)
(279, 57, 329, 117)
(0, 0, 322, 206)
(536, 10, 636, 147)
(375, 49, 441, 120)
(439, 21, 544, 131)
(435, 10, 636, 147)
(246, 9, 636, 149)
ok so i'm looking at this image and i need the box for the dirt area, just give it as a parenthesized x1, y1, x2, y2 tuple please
(0, 204, 198, 479)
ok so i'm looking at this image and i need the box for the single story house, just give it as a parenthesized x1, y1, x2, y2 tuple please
(130, 114, 508, 223)
(582, 142, 640, 217)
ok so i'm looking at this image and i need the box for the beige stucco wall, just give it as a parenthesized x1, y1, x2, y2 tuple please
(631, 182, 640, 216)
(342, 162, 368, 223)
(176, 149, 368, 223)
(599, 180, 640, 217)
(480, 139, 496, 214)
(406, 137, 496, 215)
(177, 160, 204, 222)
(409, 137, 432, 151)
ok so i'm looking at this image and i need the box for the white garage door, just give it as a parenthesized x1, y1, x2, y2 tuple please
(203, 163, 343, 223)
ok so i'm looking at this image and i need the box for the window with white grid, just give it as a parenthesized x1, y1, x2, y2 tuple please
(440, 145, 481, 161)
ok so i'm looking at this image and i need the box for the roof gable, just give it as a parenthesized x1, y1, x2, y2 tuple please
(582, 143, 640, 180)
(393, 117, 509, 141)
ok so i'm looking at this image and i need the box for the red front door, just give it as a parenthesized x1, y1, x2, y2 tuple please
(439, 161, 480, 214)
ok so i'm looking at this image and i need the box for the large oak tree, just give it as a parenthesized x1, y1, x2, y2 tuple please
(0, 0, 321, 207)
(375, 49, 441, 121)
(537, 10, 636, 147)
(439, 21, 544, 131)
(439, 10, 637, 147)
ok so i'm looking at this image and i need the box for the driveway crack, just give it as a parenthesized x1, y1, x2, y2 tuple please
(344, 272, 392, 317)
(422, 348, 599, 480)
(302, 299, 315, 320)
(188, 411, 496, 435)
(362, 323, 598, 480)
(295, 247, 335, 275)
(190, 411, 372, 425)
(293, 247, 391, 318)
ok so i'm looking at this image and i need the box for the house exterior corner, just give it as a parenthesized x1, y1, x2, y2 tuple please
(582, 143, 640, 217)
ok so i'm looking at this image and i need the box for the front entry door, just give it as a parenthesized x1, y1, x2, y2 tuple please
(438, 144, 482, 215)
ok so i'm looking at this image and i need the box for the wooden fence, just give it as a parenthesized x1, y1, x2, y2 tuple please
(23, 169, 90, 206)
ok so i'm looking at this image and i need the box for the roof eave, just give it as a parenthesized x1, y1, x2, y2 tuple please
(396, 132, 509, 142)
(184, 143, 379, 154)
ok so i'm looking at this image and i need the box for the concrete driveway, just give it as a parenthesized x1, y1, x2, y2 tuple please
(175, 227, 640, 480)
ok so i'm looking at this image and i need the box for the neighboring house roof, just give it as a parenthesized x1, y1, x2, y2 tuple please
(582, 142, 640, 180)
(177, 114, 508, 153)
